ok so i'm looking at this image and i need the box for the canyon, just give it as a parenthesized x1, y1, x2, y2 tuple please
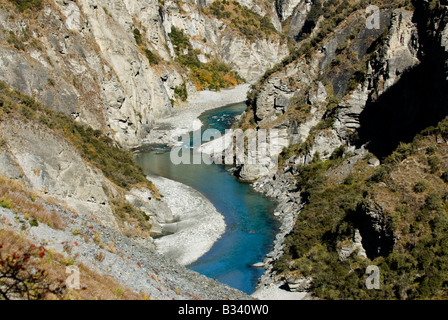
(1, 0, 448, 300)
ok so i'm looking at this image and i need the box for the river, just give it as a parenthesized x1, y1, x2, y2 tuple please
(135, 102, 279, 295)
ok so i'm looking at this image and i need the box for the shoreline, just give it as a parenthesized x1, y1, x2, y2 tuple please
(147, 83, 250, 146)
(145, 84, 250, 266)
(149, 174, 226, 266)
(143, 83, 308, 299)
(249, 172, 311, 300)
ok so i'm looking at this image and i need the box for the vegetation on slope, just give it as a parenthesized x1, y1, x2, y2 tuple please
(205, 0, 279, 40)
(6, 0, 43, 12)
(0, 176, 64, 230)
(168, 26, 244, 91)
(275, 117, 448, 299)
(133, 27, 161, 66)
(0, 229, 143, 300)
(0, 81, 156, 194)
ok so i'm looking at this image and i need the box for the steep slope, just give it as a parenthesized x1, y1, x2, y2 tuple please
(237, 0, 448, 299)
(0, 0, 291, 300)
(0, 80, 250, 300)
(0, 0, 289, 148)
(0, 0, 294, 300)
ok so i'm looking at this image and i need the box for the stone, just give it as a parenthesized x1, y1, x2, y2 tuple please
(251, 262, 265, 268)
(368, 157, 380, 167)
(286, 276, 312, 292)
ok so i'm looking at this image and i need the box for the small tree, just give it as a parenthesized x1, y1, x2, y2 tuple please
(0, 243, 65, 300)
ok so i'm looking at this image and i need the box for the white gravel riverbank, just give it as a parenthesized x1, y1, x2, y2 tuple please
(147, 84, 250, 266)
(147, 84, 250, 146)
(150, 174, 225, 266)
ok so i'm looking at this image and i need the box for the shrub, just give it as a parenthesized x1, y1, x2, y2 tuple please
(133, 28, 143, 46)
(441, 171, 448, 183)
(0, 81, 156, 193)
(413, 180, 429, 193)
(7, 31, 25, 51)
(0, 239, 65, 300)
(428, 154, 442, 174)
(426, 145, 437, 154)
(144, 48, 160, 65)
(7, 0, 43, 12)
(169, 26, 191, 56)
(0, 197, 12, 209)
(111, 197, 152, 235)
(370, 165, 390, 183)
(330, 145, 345, 160)
(169, 27, 243, 91)
(29, 218, 39, 227)
(425, 192, 443, 211)
(174, 82, 188, 101)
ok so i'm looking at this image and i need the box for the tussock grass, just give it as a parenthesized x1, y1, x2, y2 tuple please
(0, 229, 143, 300)
(0, 175, 64, 230)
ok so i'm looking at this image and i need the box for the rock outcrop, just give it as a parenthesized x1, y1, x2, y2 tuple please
(0, 0, 288, 149)
(242, 0, 448, 299)
(239, 7, 420, 182)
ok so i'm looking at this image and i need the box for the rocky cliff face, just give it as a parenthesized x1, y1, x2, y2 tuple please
(0, 0, 292, 300)
(238, 5, 421, 181)
(0, 0, 173, 148)
(277, 0, 311, 38)
(0, 0, 288, 148)
(241, 0, 448, 299)
(163, 0, 288, 83)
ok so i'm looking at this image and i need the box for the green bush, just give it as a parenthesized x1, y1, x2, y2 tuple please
(441, 171, 448, 183)
(133, 28, 143, 46)
(413, 180, 429, 193)
(174, 82, 188, 101)
(7, 0, 43, 12)
(111, 198, 151, 232)
(29, 218, 39, 227)
(168, 27, 243, 91)
(428, 154, 442, 174)
(425, 192, 443, 211)
(7, 32, 25, 51)
(0, 197, 12, 209)
(168, 26, 191, 56)
(144, 48, 160, 65)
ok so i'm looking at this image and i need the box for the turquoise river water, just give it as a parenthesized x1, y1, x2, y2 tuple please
(135, 102, 279, 294)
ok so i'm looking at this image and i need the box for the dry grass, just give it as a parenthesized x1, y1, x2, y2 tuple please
(0, 229, 143, 300)
(0, 175, 65, 230)
(368, 134, 448, 245)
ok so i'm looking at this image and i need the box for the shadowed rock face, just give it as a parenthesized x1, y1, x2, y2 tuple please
(357, 59, 448, 159)
(352, 201, 395, 260)
(357, 4, 448, 159)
